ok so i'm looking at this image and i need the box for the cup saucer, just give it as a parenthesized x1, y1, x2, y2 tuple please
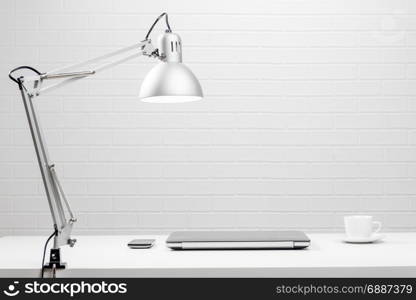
(343, 233, 385, 244)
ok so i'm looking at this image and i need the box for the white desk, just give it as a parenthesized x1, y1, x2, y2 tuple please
(1, 233, 416, 277)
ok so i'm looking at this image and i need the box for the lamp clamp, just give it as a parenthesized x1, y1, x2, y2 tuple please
(44, 248, 66, 270)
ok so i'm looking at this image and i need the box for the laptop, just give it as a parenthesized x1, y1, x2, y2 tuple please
(166, 230, 310, 250)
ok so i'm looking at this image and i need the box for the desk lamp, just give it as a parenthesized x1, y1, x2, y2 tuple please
(8, 13, 203, 274)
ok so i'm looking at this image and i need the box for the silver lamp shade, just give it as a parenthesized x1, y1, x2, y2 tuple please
(139, 62, 203, 103)
(139, 32, 203, 103)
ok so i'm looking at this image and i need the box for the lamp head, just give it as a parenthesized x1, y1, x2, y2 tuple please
(139, 32, 203, 103)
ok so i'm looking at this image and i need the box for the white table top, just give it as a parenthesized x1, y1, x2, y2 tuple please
(1, 233, 416, 277)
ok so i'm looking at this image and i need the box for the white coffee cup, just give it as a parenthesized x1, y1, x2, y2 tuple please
(344, 215, 382, 238)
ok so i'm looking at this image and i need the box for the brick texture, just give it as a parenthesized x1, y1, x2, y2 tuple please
(1, 0, 416, 234)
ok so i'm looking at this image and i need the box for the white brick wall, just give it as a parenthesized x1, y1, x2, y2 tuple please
(1, 0, 416, 235)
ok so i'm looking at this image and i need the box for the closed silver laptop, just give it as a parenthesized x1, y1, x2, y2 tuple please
(166, 230, 310, 250)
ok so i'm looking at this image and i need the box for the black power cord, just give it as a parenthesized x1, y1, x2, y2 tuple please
(9, 66, 55, 278)
(9, 66, 54, 278)
(9, 65, 41, 84)
(145, 12, 172, 40)
(41, 230, 57, 278)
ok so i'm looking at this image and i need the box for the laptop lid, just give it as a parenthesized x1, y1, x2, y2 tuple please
(166, 230, 310, 249)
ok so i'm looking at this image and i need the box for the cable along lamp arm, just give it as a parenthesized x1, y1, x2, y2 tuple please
(8, 12, 181, 273)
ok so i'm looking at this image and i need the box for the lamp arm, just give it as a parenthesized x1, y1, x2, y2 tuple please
(21, 39, 159, 97)
(8, 39, 158, 233)
(8, 39, 159, 273)
(15, 79, 76, 242)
